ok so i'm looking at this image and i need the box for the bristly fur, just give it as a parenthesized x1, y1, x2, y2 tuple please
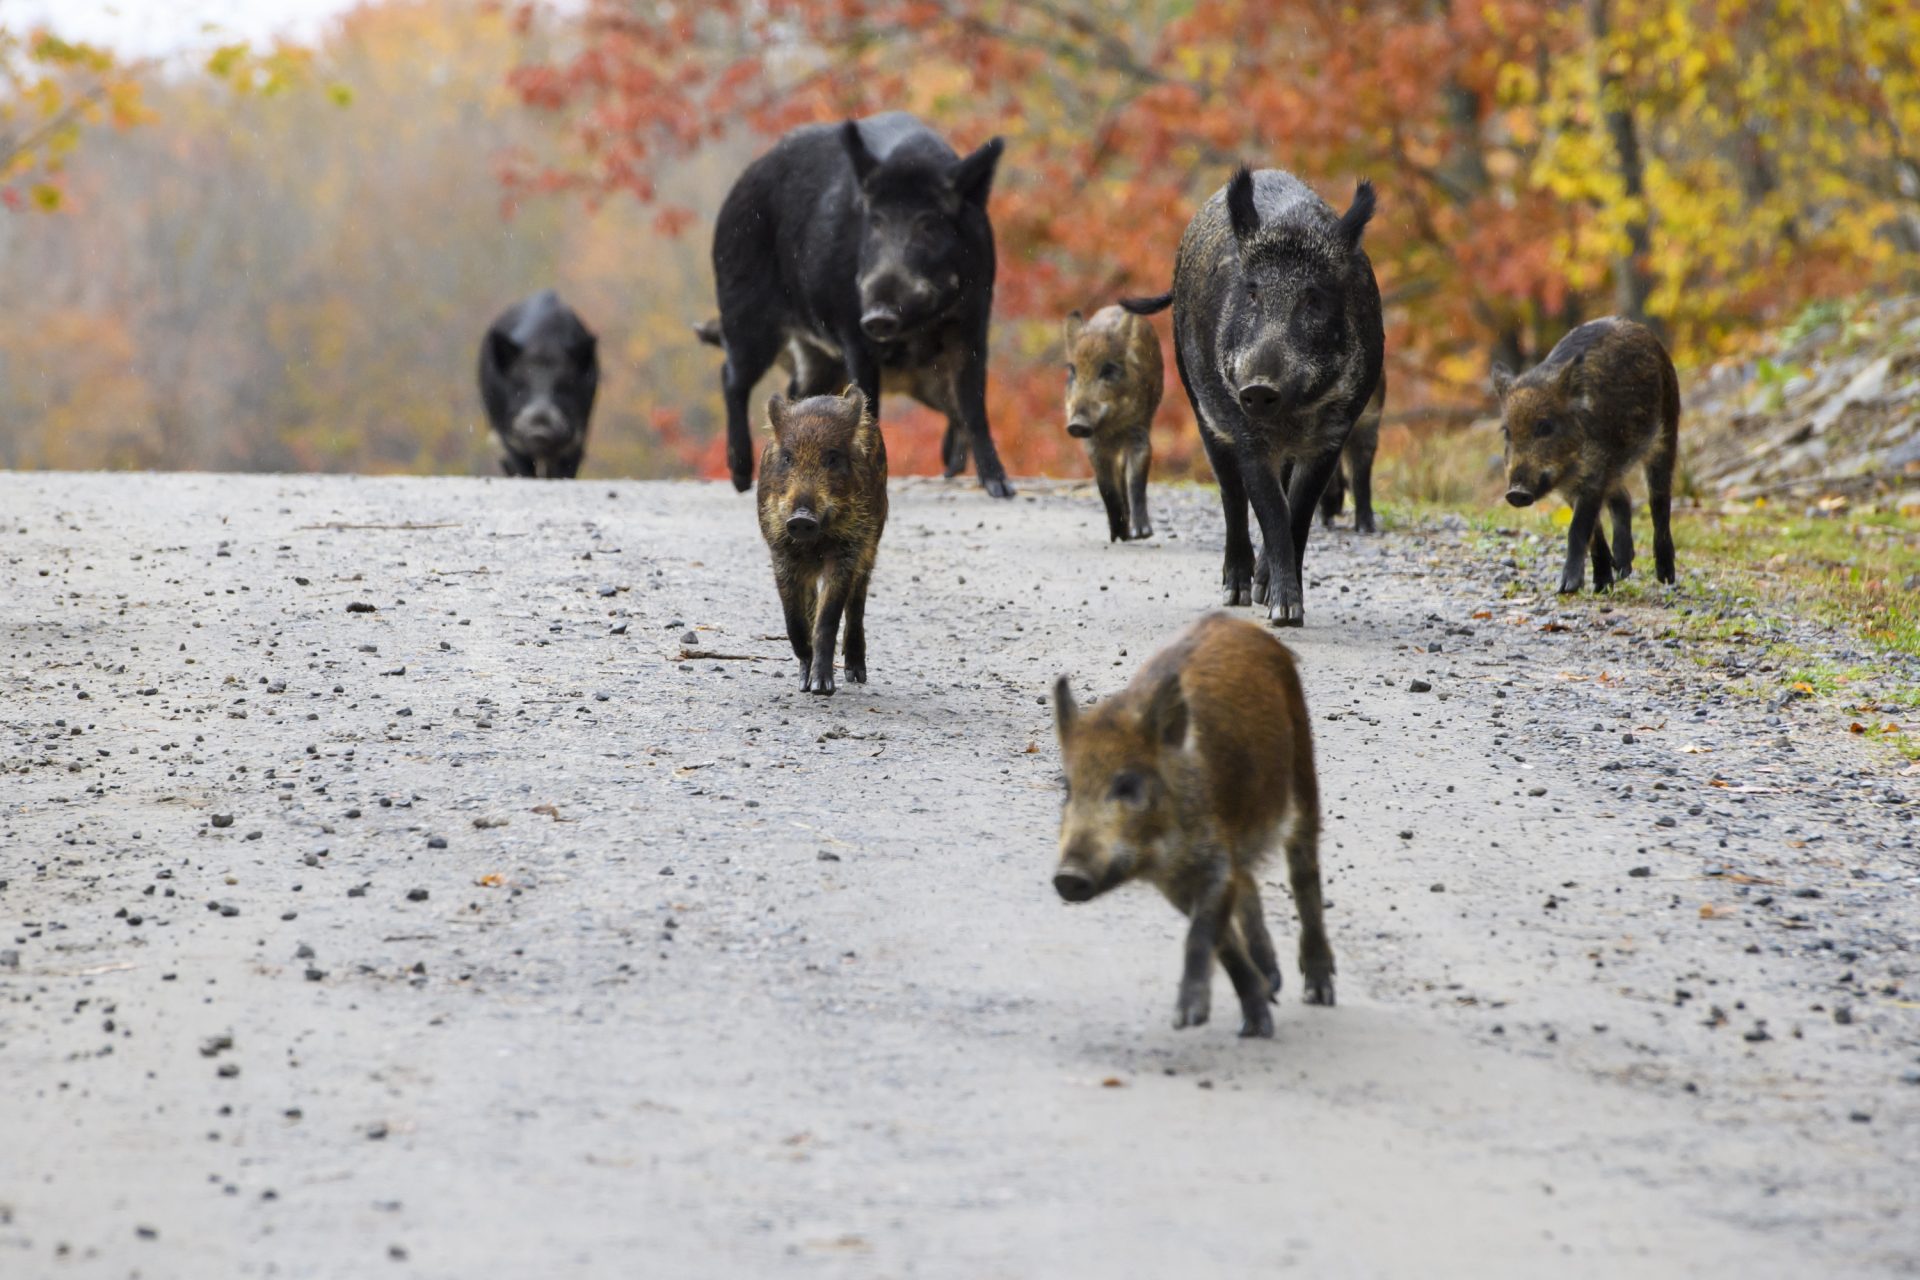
(756, 388, 889, 695)
(1064, 304, 1163, 542)
(1052, 613, 1334, 1037)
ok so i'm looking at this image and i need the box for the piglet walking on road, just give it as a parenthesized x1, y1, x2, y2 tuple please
(1051, 613, 1333, 1038)
(758, 388, 888, 696)
(1491, 316, 1679, 593)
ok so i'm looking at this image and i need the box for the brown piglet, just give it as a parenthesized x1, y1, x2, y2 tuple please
(1064, 305, 1162, 541)
(757, 388, 888, 695)
(1051, 613, 1332, 1037)
(1492, 316, 1679, 593)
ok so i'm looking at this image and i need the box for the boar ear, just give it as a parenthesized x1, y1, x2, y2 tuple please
(1337, 179, 1376, 254)
(766, 393, 790, 438)
(1226, 166, 1261, 243)
(1052, 675, 1078, 742)
(842, 120, 878, 186)
(1142, 672, 1190, 751)
(487, 330, 521, 370)
(569, 332, 597, 367)
(952, 136, 1004, 207)
(1064, 310, 1084, 349)
(1489, 362, 1515, 401)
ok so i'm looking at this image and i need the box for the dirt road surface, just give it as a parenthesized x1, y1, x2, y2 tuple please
(3, 472, 1915, 1279)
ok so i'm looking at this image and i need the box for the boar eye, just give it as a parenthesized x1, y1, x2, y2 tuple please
(1535, 419, 1556, 438)
(823, 448, 848, 470)
(1108, 771, 1147, 805)
(1099, 362, 1122, 382)
(1245, 282, 1259, 301)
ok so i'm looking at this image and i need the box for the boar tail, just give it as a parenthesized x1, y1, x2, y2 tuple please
(1120, 291, 1173, 316)
(691, 317, 724, 349)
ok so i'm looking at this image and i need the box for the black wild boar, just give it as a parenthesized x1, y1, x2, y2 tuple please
(1316, 378, 1384, 533)
(1125, 167, 1383, 625)
(757, 388, 889, 696)
(477, 290, 598, 479)
(710, 112, 1013, 498)
(1052, 613, 1332, 1038)
(1064, 305, 1162, 541)
(1491, 316, 1679, 593)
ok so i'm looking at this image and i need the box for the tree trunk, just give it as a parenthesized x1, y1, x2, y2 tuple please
(1586, 0, 1661, 339)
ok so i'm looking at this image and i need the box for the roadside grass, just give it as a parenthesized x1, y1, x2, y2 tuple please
(1380, 493, 1920, 761)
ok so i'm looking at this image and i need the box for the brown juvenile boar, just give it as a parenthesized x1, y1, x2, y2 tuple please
(1051, 613, 1332, 1038)
(1064, 305, 1162, 541)
(1492, 316, 1679, 593)
(757, 388, 888, 696)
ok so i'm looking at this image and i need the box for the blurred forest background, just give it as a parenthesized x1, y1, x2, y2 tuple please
(1, 0, 1917, 482)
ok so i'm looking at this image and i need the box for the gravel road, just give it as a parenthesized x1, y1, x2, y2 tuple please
(2, 472, 1916, 1279)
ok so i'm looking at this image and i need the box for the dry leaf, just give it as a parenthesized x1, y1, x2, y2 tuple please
(1471, 610, 1492, 620)
(1848, 722, 1866, 734)
(1680, 743, 1712, 754)
(1101, 1076, 1125, 1088)
(476, 872, 505, 887)
(1699, 904, 1731, 920)
(1022, 742, 1039, 754)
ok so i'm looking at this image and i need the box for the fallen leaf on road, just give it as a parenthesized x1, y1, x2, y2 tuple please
(1699, 904, 1733, 919)
(476, 873, 504, 887)
(1540, 621, 1571, 633)
(1101, 1077, 1125, 1088)
(1022, 742, 1039, 754)
(1680, 743, 1713, 754)
(531, 804, 574, 822)
(1471, 609, 1492, 620)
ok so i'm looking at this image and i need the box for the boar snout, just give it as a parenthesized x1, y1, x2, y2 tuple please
(513, 402, 569, 445)
(860, 307, 902, 341)
(1053, 868, 1096, 902)
(1505, 487, 1536, 508)
(1236, 380, 1285, 415)
(1066, 418, 1094, 439)
(785, 508, 822, 539)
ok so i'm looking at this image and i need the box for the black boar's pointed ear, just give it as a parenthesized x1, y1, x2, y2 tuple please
(1226, 166, 1261, 243)
(1338, 179, 1376, 253)
(1052, 676, 1077, 742)
(487, 330, 521, 370)
(1490, 362, 1515, 401)
(1142, 672, 1190, 750)
(842, 120, 878, 186)
(569, 332, 597, 367)
(953, 136, 1004, 207)
(765, 393, 790, 438)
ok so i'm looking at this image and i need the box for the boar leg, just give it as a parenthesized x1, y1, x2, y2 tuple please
(1282, 818, 1335, 1006)
(805, 561, 852, 697)
(1175, 875, 1232, 1029)
(722, 331, 783, 493)
(1217, 926, 1275, 1039)
(551, 448, 584, 481)
(500, 450, 536, 479)
(1232, 875, 1282, 999)
(940, 418, 970, 479)
(1558, 494, 1604, 593)
(778, 576, 814, 689)
(1242, 457, 1301, 625)
(1648, 458, 1676, 585)
(1607, 493, 1635, 577)
(1347, 433, 1378, 535)
(842, 570, 871, 685)
(1317, 462, 1346, 529)
(954, 352, 1015, 499)
(1125, 436, 1153, 540)
(1094, 450, 1129, 542)
(1589, 521, 1615, 592)
(1202, 443, 1254, 605)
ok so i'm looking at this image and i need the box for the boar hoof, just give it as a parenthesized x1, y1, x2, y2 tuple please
(808, 671, 836, 696)
(1238, 1006, 1275, 1039)
(844, 661, 867, 684)
(982, 474, 1016, 500)
(1173, 982, 1211, 1029)
(1302, 975, 1336, 1007)
(1130, 520, 1153, 541)
(1556, 572, 1584, 594)
(1354, 515, 1377, 535)
(1268, 601, 1304, 628)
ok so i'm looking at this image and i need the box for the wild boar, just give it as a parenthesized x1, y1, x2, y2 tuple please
(1052, 613, 1333, 1038)
(757, 388, 889, 696)
(1125, 167, 1383, 625)
(478, 290, 598, 479)
(710, 113, 1013, 498)
(1491, 316, 1679, 593)
(1316, 378, 1384, 533)
(1064, 305, 1162, 541)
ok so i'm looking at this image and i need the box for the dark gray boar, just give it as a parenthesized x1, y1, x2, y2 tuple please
(1491, 316, 1679, 593)
(1125, 167, 1383, 625)
(478, 290, 598, 479)
(710, 112, 1013, 498)
(1064, 304, 1162, 541)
